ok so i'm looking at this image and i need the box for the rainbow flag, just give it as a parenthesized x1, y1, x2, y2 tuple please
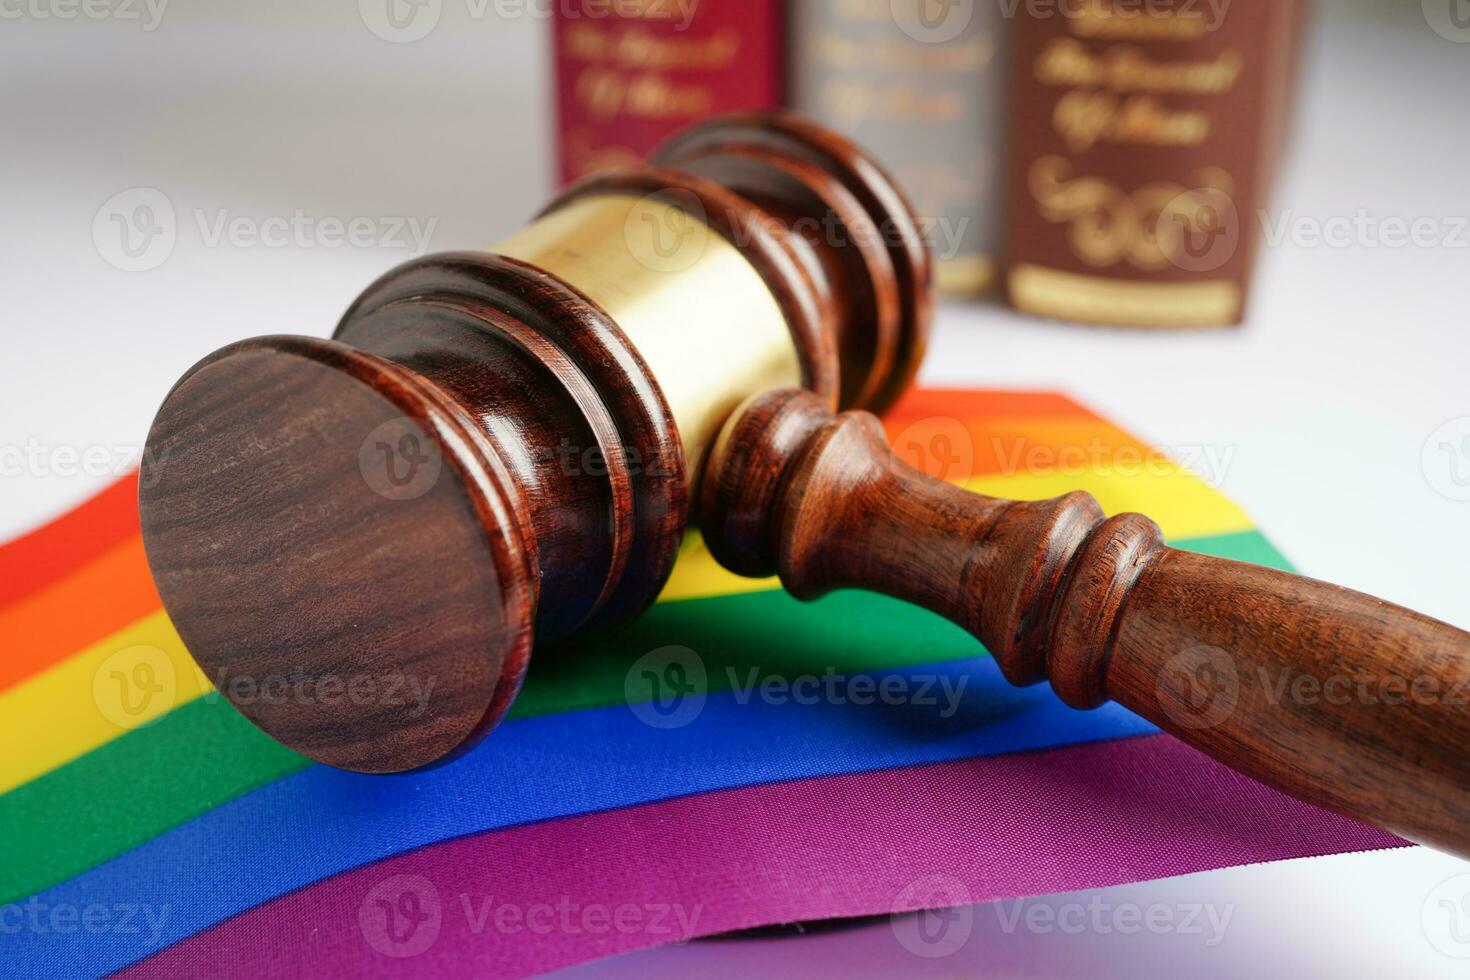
(0, 389, 1400, 977)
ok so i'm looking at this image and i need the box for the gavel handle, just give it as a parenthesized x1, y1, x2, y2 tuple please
(701, 390, 1470, 856)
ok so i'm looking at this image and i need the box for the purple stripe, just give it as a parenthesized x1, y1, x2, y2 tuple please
(120, 736, 1403, 979)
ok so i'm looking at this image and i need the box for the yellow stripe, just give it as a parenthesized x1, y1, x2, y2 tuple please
(0, 610, 211, 794)
(659, 463, 1252, 603)
(969, 465, 1253, 542)
(0, 453, 1252, 792)
(657, 534, 779, 603)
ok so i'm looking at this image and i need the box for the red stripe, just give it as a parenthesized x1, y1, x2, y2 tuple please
(886, 389, 1096, 425)
(0, 534, 161, 691)
(0, 473, 140, 608)
(0, 392, 1084, 614)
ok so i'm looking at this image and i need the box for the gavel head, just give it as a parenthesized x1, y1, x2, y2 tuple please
(138, 113, 933, 773)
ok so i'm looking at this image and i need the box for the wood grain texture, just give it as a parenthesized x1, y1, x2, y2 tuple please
(140, 336, 536, 773)
(139, 108, 1470, 857)
(701, 389, 1470, 856)
(338, 251, 689, 633)
(655, 111, 934, 415)
(139, 113, 933, 773)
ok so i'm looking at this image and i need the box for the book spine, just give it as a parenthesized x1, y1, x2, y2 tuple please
(552, 0, 785, 184)
(1003, 0, 1305, 327)
(787, 0, 1008, 296)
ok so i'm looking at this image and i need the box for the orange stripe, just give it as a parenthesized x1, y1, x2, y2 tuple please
(0, 473, 140, 608)
(886, 389, 1096, 426)
(882, 413, 1160, 483)
(0, 393, 1082, 612)
(0, 534, 161, 692)
(0, 391, 1133, 693)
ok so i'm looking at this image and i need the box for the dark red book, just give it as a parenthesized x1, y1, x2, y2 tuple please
(552, 1, 785, 184)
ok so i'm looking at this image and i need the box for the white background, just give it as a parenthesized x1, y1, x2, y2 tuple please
(2, 1, 1468, 976)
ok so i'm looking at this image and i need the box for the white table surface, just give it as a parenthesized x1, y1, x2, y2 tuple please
(3, 2, 1468, 976)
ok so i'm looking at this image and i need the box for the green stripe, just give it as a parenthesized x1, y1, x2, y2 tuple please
(1180, 529, 1294, 570)
(0, 529, 1289, 903)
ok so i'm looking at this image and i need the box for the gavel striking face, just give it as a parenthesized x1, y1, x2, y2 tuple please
(140, 113, 1470, 858)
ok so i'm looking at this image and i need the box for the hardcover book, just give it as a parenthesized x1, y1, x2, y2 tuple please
(787, 0, 1008, 296)
(551, 0, 785, 183)
(1004, 0, 1304, 327)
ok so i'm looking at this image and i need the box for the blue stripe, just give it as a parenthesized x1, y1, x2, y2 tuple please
(0, 656, 1155, 977)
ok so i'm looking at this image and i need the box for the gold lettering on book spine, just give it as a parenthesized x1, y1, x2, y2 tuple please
(564, 22, 737, 125)
(1010, 264, 1241, 328)
(1029, 156, 1236, 271)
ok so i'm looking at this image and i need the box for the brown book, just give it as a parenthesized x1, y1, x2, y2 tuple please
(788, 0, 1008, 296)
(1004, 0, 1305, 327)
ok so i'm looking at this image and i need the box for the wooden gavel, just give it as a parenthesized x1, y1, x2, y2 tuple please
(139, 113, 1470, 858)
